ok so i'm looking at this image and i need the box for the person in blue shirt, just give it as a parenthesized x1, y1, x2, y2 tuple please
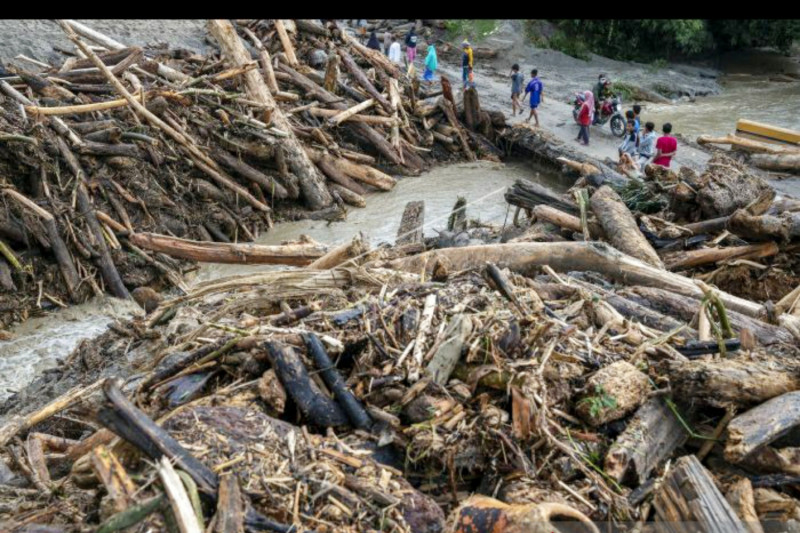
(524, 69, 544, 126)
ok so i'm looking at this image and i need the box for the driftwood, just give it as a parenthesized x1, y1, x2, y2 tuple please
(303, 333, 372, 431)
(208, 19, 332, 210)
(532, 205, 604, 239)
(396, 201, 424, 245)
(653, 455, 748, 533)
(725, 479, 765, 533)
(728, 210, 800, 242)
(213, 149, 290, 199)
(374, 241, 771, 319)
(697, 134, 800, 155)
(590, 185, 664, 269)
(337, 49, 392, 112)
(726, 391, 800, 462)
(264, 341, 349, 427)
(305, 147, 396, 190)
(129, 232, 328, 265)
(665, 358, 800, 408)
(505, 179, 578, 215)
(750, 153, 800, 173)
(661, 241, 779, 271)
(604, 397, 687, 485)
(575, 361, 649, 426)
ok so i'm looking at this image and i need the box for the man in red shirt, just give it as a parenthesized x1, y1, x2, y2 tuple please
(652, 123, 677, 167)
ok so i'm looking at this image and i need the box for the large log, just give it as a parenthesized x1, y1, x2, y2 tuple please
(653, 455, 748, 533)
(622, 286, 795, 346)
(504, 179, 577, 215)
(532, 205, 604, 239)
(337, 49, 393, 112)
(661, 241, 780, 271)
(725, 391, 800, 462)
(208, 20, 332, 210)
(728, 210, 800, 242)
(213, 149, 289, 199)
(372, 241, 769, 318)
(665, 358, 800, 408)
(750, 153, 800, 173)
(604, 397, 687, 485)
(697, 134, 800, 155)
(305, 147, 396, 190)
(308, 106, 399, 126)
(590, 185, 664, 269)
(129, 232, 328, 265)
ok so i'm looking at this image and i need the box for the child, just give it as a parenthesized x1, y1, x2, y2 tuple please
(619, 119, 638, 158)
(576, 90, 592, 145)
(632, 105, 642, 133)
(510, 64, 523, 116)
(423, 44, 438, 84)
(523, 69, 544, 126)
(461, 41, 474, 88)
(637, 121, 657, 167)
(653, 123, 678, 168)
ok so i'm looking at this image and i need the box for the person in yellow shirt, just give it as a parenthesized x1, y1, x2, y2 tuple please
(462, 40, 473, 88)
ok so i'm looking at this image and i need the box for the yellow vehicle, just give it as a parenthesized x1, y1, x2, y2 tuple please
(736, 119, 800, 146)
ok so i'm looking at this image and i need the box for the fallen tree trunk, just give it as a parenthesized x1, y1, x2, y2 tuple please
(129, 232, 328, 265)
(505, 179, 578, 215)
(725, 391, 800, 462)
(590, 185, 664, 269)
(213, 149, 290, 199)
(665, 358, 800, 408)
(532, 205, 604, 239)
(337, 49, 392, 113)
(396, 201, 424, 245)
(307, 234, 368, 270)
(373, 241, 771, 319)
(653, 455, 748, 533)
(750, 153, 800, 173)
(208, 19, 332, 210)
(728, 210, 800, 242)
(661, 241, 780, 271)
(305, 147, 396, 190)
(622, 286, 795, 346)
(697, 134, 800, 155)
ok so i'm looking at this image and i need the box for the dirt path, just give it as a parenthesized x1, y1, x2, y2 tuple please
(438, 60, 712, 172)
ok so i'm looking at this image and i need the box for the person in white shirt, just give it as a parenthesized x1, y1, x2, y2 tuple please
(388, 36, 402, 65)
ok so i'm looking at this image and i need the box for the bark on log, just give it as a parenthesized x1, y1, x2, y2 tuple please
(726, 391, 800, 462)
(665, 358, 800, 409)
(725, 479, 765, 533)
(326, 98, 376, 126)
(208, 20, 332, 210)
(653, 455, 748, 533)
(303, 333, 372, 431)
(307, 107, 397, 126)
(273, 20, 299, 67)
(590, 185, 664, 269)
(685, 216, 730, 235)
(438, 98, 475, 161)
(505, 179, 578, 215)
(396, 201, 424, 245)
(532, 205, 605, 239)
(213, 149, 289, 199)
(604, 397, 687, 486)
(622, 286, 795, 346)
(750, 153, 800, 173)
(697, 134, 800, 155)
(305, 147, 396, 190)
(316, 157, 367, 195)
(337, 49, 393, 112)
(372, 241, 769, 319)
(329, 184, 365, 208)
(129, 232, 328, 265)
(307, 234, 368, 270)
(264, 341, 349, 427)
(662, 242, 779, 271)
(728, 210, 800, 242)
(463, 87, 480, 131)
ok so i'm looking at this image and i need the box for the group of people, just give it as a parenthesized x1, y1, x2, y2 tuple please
(364, 26, 440, 84)
(510, 65, 544, 126)
(616, 106, 678, 169)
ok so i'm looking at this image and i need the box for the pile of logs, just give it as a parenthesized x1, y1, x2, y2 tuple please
(0, 19, 502, 328)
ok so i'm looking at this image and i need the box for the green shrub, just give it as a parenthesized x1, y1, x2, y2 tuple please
(444, 20, 497, 43)
(547, 30, 591, 61)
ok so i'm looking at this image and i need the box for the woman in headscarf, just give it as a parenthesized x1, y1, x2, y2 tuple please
(366, 30, 381, 51)
(405, 28, 418, 64)
(423, 44, 438, 84)
(576, 90, 593, 146)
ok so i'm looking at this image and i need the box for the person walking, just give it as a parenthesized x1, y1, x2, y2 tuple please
(405, 28, 418, 65)
(576, 90, 593, 145)
(366, 30, 381, 51)
(653, 123, 678, 168)
(510, 64, 524, 116)
(523, 69, 544, 126)
(388, 35, 403, 65)
(383, 31, 392, 55)
(637, 121, 657, 167)
(423, 43, 438, 84)
(461, 40, 473, 88)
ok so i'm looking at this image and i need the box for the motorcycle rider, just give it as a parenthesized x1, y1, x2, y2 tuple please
(593, 75, 612, 124)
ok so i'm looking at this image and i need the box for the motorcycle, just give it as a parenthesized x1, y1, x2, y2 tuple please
(572, 93, 626, 137)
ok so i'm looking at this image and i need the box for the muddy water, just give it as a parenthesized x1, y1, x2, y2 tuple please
(195, 160, 569, 283)
(0, 298, 142, 401)
(0, 161, 567, 401)
(644, 76, 800, 139)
